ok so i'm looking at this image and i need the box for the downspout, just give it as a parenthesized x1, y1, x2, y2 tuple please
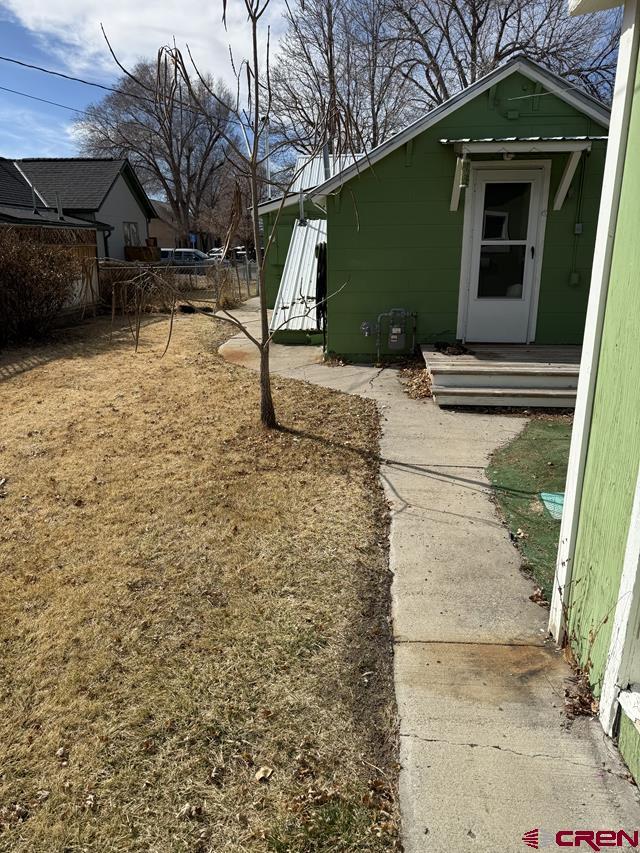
(549, 0, 640, 643)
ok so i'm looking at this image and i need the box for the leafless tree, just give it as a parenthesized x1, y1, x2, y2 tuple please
(75, 58, 233, 245)
(391, 0, 621, 107)
(100, 0, 338, 428)
(270, 0, 412, 153)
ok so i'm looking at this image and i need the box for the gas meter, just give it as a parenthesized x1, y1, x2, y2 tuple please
(387, 311, 407, 351)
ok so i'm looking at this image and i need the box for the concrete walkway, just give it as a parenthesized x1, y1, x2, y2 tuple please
(219, 300, 639, 852)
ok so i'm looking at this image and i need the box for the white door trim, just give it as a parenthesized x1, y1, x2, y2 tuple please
(600, 464, 640, 735)
(456, 160, 551, 342)
(549, 0, 640, 643)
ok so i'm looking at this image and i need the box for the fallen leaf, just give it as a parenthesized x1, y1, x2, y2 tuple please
(177, 802, 203, 820)
(529, 586, 549, 607)
(254, 766, 273, 783)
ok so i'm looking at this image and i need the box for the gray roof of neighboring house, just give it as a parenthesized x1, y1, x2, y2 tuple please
(0, 205, 104, 228)
(150, 198, 178, 224)
(0, 159, 107, 229)
(17, 157, 156, 218)
(0, 159, 46, 208)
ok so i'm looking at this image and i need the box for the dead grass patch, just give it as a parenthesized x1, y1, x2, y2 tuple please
(0, 315, 398, 851)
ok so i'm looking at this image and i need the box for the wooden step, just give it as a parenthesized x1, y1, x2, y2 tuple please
(431, 385, 577, 408)
(429, 365, 578, 390)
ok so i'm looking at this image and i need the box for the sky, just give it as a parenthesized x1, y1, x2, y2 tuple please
(0, 0, 285, 158)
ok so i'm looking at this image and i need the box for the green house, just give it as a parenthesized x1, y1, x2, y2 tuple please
(262, 58, 610, 364)
(550, 0, 640, 784)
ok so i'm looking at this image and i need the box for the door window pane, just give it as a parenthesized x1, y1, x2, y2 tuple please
(482, 182, 531, 241)
(477, 245, 526, 299)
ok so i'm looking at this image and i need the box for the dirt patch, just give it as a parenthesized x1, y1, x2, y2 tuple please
(0, 314, 398, 851)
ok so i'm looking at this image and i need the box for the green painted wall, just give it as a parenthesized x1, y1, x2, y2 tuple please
(618, 716, 640, 784)
(567, 56, 640, 706)
(261, 202, 326, 309)
(324, 71, 607, 360)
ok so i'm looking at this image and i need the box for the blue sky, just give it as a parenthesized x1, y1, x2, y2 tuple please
(0, 13, 91, 156)
(0, 0, 285, 158)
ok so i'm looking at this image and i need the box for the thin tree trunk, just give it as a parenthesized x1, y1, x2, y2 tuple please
(259, 342, 277, 428)
(250, 11, 278, 429)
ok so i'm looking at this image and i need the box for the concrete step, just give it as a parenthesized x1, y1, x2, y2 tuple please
(431, 384, 577, 408)
(429, 364, 579, 390)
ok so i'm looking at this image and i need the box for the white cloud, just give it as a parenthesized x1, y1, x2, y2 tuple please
(0, 0, 286, 87)
(0, 103, 76, 157)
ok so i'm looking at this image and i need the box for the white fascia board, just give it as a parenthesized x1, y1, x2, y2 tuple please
(600, 464, 640, 736)
(311, 59, 609, 201)
(570, 0, 623, 14)
(456, 140, 593, 154)
(549, 0, 640, 643)
(257, 194, 299, 216)
(514, 64, 610, 127)
(13, 161, 48, 206)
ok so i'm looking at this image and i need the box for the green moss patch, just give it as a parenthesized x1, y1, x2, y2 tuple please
(487, 417, 573, 600)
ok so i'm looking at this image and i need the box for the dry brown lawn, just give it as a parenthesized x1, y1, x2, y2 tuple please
(0, 314, 398, 852)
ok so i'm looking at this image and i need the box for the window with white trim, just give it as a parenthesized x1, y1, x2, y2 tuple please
(123, 222, 140, 246)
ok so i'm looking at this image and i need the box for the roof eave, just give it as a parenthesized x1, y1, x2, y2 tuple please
(257, 193, 306, 215)
(117, 161, 157, 219)
(310, 57, 610, 201)
(569, 0, 622, 13)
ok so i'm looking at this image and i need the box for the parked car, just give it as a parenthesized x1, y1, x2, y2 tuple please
(160, 248, 216, 275)
(207, 248, 225, 261)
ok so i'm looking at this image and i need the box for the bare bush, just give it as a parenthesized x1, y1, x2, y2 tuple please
(0, 228, 81, 346)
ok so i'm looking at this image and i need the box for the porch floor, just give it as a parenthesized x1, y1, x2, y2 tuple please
(421, 344, 581, 408)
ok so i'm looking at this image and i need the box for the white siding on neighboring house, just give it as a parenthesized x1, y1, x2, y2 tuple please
(98, 173, 149, 259)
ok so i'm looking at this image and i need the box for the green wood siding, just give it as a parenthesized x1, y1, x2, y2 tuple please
(618, 715, 640, 783)
(325, 71, 607, 359)
(567, 56, 640, 700)
(261, 203, 326, 309)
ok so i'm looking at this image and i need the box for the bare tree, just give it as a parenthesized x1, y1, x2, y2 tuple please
(270, 0, 412, 153)
(100, 0, 339, 428)
(75, 58, 233, 245)
(392, 0, 621, 107)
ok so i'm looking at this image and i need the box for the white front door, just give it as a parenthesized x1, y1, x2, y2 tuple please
(462, 168, 546, 343)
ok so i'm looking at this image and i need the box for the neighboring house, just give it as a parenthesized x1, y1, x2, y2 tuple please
(149, 199, 180, 248)
(550, 0, 640, 782)
(16, 158, 155, 260)
(261, 58, 610, 394)
(0, 158, 103, 312)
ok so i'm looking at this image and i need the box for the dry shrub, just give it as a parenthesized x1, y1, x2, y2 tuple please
(101, 263, 241, 316)
(99, 262, 178, 314)
(0, 228, 81, 346)
(214, 268, 240, 310)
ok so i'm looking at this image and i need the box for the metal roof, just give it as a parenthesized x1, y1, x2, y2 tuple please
(310, 57, 610, 200)
(290, 153, 360, 193)
(269, 218, 327, 334)
(258, 153, 362, 215)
